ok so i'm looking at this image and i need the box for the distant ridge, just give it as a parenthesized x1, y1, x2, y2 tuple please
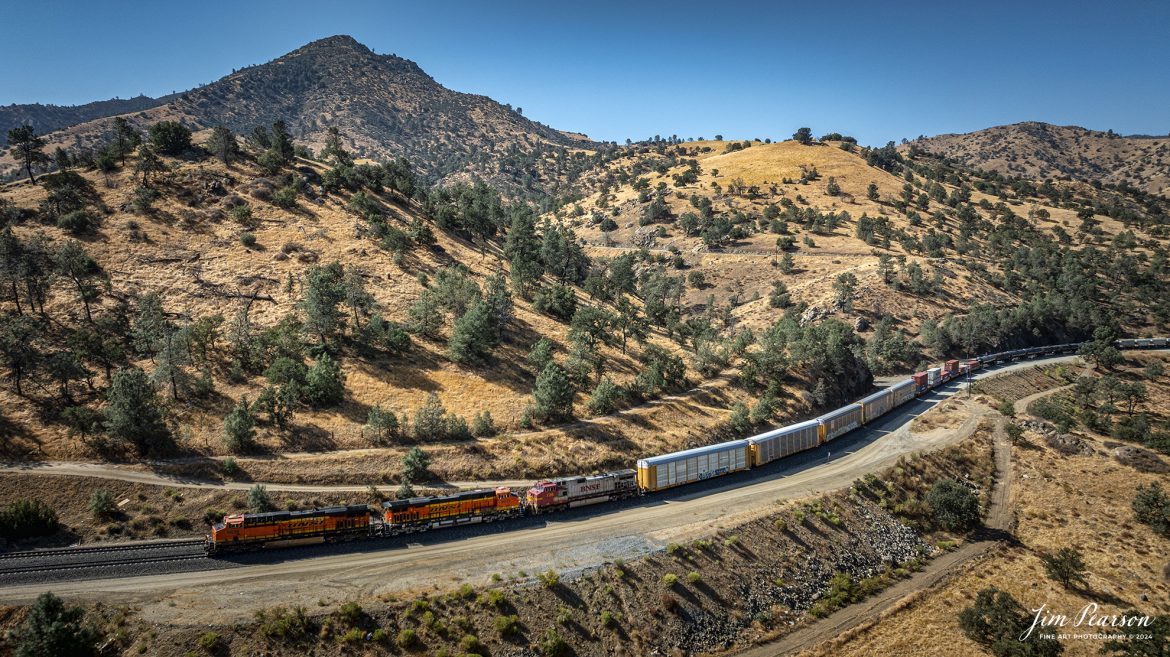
(2, 35, 597, 197)
(911, 121, 1170, 197)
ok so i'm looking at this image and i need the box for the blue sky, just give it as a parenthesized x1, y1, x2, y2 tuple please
(2, 0, 1168, 145)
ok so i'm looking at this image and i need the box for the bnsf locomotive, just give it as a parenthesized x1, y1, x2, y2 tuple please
(206, 337, 1168, 552)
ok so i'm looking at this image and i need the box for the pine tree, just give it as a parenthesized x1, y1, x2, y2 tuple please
(341, 268, 373, 336)
(533, 362, 575, 423)
(223, 396, 256, 453)
(134, 144, 165, 185)
(247, 484, 274, 512)
(14, 592, 97, 657)
(304, 353, 345, 407)
(527, 338, 555, 373)
(586, 377, 620, 415)
(321, 126, 352, 168)
(412, 392, 449, 440)
(151, 327, 190, 400)
(401, 446, 430, 483)
(301, 262, 346, 346)
(7, 124, 49, 184)
(104, 367, 169, 454)
(148, 120, 192, 155)
(449, 300, 496, 364)
(54, 241, 102, 323)
(132, 292, 168, 358)
(206, 125, 242, 165)
(407, 290, 444, 338)
(111, 116, 141, 166)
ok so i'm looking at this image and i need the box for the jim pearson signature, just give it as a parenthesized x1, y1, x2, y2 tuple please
(1022, 603, 1152, 641)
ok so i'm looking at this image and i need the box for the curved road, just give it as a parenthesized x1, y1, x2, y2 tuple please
(0, 355, 1082, 621)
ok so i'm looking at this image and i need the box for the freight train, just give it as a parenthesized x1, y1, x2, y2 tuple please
(206, 337, 1168, 552)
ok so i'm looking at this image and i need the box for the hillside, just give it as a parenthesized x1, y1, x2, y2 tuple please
(548, 135, 1170, 368)
(4, 124, 860, 491)
(0, 94, 172, 143)
(910, 122, 1170, 197)
(1, 36, 599, 199)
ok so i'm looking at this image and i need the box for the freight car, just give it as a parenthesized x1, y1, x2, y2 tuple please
(207, 504, 373, 553)
(381, 487, 522, 535)
(817, 403, 862, 442)
(526, 470, 639, 513)
(636, 440, 750, 492)
(748, 419, 819, 467)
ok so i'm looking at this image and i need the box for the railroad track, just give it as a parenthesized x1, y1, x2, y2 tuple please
(0, 552, 207, 576)
(0, 539, 207, 578)
(0, 538, 204, 561)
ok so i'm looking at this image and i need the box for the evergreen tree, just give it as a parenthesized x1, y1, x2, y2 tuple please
(527, 338, 555, 373)
(7, 124, 49, 184)
(586, 377, 620, 415)
(223, 396, 256, 453)
(134, 144, 165, 185)
(364, 405, 401, 445)
(412, 392, 449, 440)
(481, 272, 513, 342)
(533, 362, 574, 423)
(54, 241, 102, 323)
(504, 206, 543, 294)
(449, 300, 497, 364)
(304, 353, 345, 407)
(301, 262, 346, 346)
(406, 290, 444, 338)
(110, 116, 141, 166)
(104, 367, 169, 454)
(247, 484, 274, 512)
(792, 127, 813, 145)
(131, 292, 168, 357)
(148, 120, 192, 155)
(926, 479, 981, 531)
(1040, 547, 1087, 590)
(206, 125, 241, 165)
(0, 314, 38, 396)
(320, 126, 353, 168)
(341, 268, 373, 336)
(151, 327, 190, 400)
(14, 592, 97, 657)
(401, 446, 430, 484)
(471, 410, 496, 437)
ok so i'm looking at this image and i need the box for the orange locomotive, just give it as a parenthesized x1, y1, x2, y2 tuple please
(207, 504, 373, 553)
(380, 487, 521, 535)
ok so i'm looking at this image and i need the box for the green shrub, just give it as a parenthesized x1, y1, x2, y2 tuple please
(662, 573, 679, 588)
(539, 569, 560, 587)
(0, 498, 59, 540)
(239, 231, 257, 248)
(494, 614, 520, 637)
(396, 628, 418, 648)
(255, 605, 311, 641)
(540, 629, 569, 657)
(337, 601, 363, 626)
(197, 631, 221, 652)
(89, 489, 117, 519)
(686, 571, 701, 584)
(926, 479, 981, 531)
